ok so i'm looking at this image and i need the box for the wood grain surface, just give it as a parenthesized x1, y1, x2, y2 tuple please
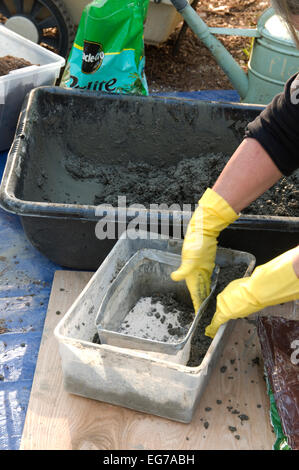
(20, 270, 297, 450)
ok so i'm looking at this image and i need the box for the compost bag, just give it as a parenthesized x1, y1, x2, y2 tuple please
(61, 0, 149, 95)
(257, 316, 299, 450)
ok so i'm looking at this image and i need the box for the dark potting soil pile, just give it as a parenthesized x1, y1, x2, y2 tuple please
(0, 55, 33, 76)
(76, 153, 299, 217)
(145, 0, 271, 93)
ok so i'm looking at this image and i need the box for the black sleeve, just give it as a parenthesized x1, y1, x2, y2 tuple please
(245, 73, 299, 176)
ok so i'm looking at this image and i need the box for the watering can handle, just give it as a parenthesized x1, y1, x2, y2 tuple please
(171, 0, 260, 37)
(171, 0, 188, 11)
(169, 0, 249, 100)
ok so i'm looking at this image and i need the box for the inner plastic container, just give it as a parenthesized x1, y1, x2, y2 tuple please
(95, 248, 219, 364)
(0, 86, 297, 269)
(54, 230, 256, 423)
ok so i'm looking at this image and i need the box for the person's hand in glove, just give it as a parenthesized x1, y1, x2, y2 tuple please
(205, 246, 299, 338)
(171, 188, 239, 313)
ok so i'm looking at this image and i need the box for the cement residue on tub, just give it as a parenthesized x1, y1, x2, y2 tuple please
(117, 292, 194, 343)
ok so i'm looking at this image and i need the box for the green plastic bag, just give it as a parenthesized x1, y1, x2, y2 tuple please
(266, 374, 292, 450)
(61, 0, 149, 95)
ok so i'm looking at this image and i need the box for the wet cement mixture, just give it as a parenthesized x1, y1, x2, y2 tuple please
(187, 262, 248, 367)
(65, 153, 299, 217)
(0, 55, 33, 76)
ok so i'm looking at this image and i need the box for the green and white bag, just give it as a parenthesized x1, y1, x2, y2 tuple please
(61, 0, 149, 95)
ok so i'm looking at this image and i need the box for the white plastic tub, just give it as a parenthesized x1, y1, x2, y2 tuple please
(144, 0, 191, 45)
(0, 25, 65, 151)
(54, 231, 256, 423)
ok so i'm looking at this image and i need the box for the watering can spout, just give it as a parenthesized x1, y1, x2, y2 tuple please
(170, 0, 249, 99)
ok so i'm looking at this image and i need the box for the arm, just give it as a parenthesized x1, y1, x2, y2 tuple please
(212, 137, 282, 213)
(205, 136, 299, 338)
(213, 72, 299, 211)
(171, 137, 284, 314)
(172, 74, 299, 315)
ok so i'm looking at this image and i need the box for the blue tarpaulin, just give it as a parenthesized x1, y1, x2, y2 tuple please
(0, 90, 241, 450)
(0, 150, 63, 450)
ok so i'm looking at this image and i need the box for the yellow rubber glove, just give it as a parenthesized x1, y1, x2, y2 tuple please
(205, 246, 299, 339)
(171, 188, 239, 313)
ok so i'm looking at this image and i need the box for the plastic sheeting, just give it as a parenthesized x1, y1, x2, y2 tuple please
(0, 150, 63, 450)
(154, 90, 240, 102)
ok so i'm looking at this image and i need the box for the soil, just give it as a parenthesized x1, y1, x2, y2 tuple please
(0, 55, 33, 77)
(1, 1, 271, 91)
(83, 155, 299, 217)
(145, 0, 271, 93)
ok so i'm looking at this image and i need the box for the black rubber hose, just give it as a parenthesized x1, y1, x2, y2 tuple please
(170, 0, 188, 12)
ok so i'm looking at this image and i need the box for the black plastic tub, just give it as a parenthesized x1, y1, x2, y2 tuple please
(0, 86, 298, 269)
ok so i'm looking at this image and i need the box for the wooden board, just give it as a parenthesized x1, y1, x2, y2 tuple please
(20, 270, 297, 450)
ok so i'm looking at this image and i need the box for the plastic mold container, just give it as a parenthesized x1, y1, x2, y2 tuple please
(95, 248, 219, 365)
(54, 231, 256, 423)
(0, 25, 65, 151)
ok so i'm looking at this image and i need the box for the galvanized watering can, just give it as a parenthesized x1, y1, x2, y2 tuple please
(171, 1, 299, 104)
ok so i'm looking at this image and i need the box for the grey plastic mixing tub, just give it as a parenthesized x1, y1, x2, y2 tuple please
(0, 86, 297, 269)
(54, 230, 256, 423)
